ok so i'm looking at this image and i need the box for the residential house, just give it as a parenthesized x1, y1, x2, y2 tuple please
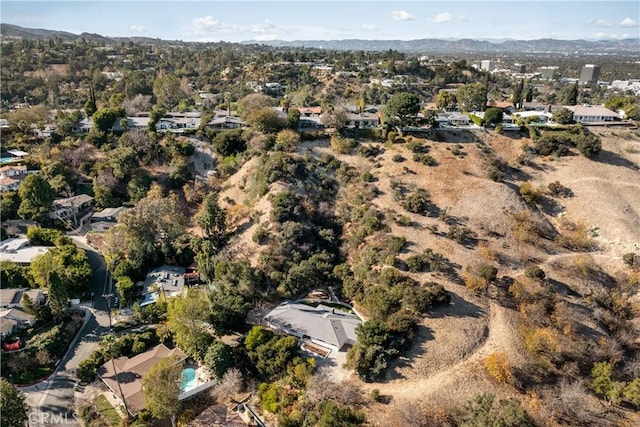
(0, 288, 46, 309)
(0, 288, 23, 308)
(98, 344, 188, 416)
(187, 404, 247, 427)
(138, 265, 186, 307)
(0, 238, 50, 266)
(90, 206, 130, 232)
(264, 301, 364, 352)
(435, 112, 472, 127)
(522, 101, 549, 112)
(345, 111, 380, 129)
(565, 105, 620, 124)
(49, 194, 94, 221)
(0, 307, 35, 329)
(513, 111, 553, 124)
(208, 115, 246, 131)
(0, 165, 28, 192)
(0, 317, 18, 340)
(72, 118, 93, 133)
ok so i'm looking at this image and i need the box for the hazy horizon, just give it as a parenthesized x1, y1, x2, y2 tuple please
(1, 1, 638, 43)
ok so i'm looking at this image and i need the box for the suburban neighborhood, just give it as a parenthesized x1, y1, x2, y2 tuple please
(1, 4, 640, 427)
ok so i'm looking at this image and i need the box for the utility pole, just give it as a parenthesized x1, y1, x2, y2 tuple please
(103, 273, 130, 419)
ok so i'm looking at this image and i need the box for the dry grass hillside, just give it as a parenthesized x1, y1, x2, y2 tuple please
(219, 126, 640, 426)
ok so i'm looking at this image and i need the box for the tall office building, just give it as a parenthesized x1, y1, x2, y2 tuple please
(580, 64, 600, 83)
(480, 60, 495, 72)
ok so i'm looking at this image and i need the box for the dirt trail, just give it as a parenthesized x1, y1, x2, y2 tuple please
(362, 302, 521, 402)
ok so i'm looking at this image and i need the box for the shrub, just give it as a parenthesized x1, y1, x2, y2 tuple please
(524, 265, 546, 281)
(484, 352, 513, 384)
(477, 264, 498, 282)
(623, 253, 640, 269)
(391, 154, 405, 162)
(401, 189, 432, 215)
(413, 153, 438, 166)
(576, 135, 602, 158)
(519, 182, 542, 205)
(406, 254, 427, 272)
(330, 134, 358, 154)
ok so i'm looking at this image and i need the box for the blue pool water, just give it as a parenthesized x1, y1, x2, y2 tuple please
(0, 158, 18, 163)
(180, 368, 197, 392)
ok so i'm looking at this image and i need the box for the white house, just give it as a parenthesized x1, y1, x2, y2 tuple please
(0, 238, 50, 266)
(565, 105, 620, 123)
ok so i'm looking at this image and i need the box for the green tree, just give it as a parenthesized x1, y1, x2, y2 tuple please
(456, 83, 488, 112)
(1, 261, 29, 289)
(484, 107, 504, 125)
(275, 129, 301, 152)
(142, 356, 183, 427)
(204, 341, 232, 380)
(562, 82, 579, 106)
(92, 107, 125, 133)
(436, 91, 457, 111)
(591, 361, 624, 404)
(512, 79, 524, 109)
(48, 271, 69, 323)
(196, 192, 228, 250)
(18, 174, 55, 223)
(553, 107, 574, 125)
(1, 191, 20, 220)
(246, 107, 285, 134)
(167, 290, 212, 359)
(0, 378, 29, 427)
(213, 129, 247, 156)
(459, 393, 533, 427)
(115, 276, 136, 307)
(385, 92, 420, 128)
(237, 93, 275, 118)
(153, 74, 187, 110)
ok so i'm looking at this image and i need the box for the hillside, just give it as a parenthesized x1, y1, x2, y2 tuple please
(2, 23, 639, 54)
(217, 126, 640, 425)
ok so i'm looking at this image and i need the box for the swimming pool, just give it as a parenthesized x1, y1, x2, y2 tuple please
(180, 367, 197, 392)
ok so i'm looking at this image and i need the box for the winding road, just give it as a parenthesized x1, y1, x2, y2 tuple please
(19, 235, 113, 427)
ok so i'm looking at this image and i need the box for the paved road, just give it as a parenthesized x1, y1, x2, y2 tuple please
(22, 309, 110, 426)
(21, 236, 113, 426)
(69, 235, 112, 311)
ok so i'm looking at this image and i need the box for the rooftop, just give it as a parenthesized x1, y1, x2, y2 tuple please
(264, 301, 363, 351)
(98, 344, 188, 415)
(139, 265, 186, 306)
(0, 238, 50, 265)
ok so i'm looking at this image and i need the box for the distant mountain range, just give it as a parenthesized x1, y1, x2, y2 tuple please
(2, 23, 639, 54)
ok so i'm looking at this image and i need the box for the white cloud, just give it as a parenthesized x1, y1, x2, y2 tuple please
(191, 16, 237, 35)
(429, 12, 453, 23)
(130, 25, 146, 34)
(620, 17, 638, 27)
(391, 10, 414, 21)
(587, 18, 612, 27)
(361, 24, 377, 31)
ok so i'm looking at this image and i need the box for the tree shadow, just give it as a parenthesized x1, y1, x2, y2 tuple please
(593, 149, 639, 170)
(383, 324, 435, 382)
(428, 292, 486, 319)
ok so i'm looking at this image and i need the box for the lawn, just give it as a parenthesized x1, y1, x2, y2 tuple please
(93, 394, 124, 427)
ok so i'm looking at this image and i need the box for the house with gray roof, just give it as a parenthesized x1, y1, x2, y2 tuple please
(264, 301, 363, 352)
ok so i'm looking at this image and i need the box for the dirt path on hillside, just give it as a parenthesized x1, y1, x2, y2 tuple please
(361, 302, 522, 403)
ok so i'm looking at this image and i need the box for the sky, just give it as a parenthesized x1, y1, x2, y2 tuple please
(1, 1, 639, 42)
